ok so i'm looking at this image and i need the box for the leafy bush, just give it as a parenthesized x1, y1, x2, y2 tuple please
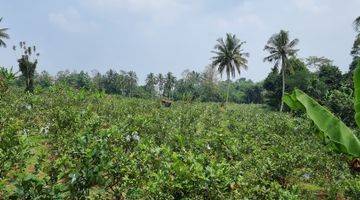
(325, 88, 355, 127)
(0, 86, 359, 199)
(0, 66, 15, 94)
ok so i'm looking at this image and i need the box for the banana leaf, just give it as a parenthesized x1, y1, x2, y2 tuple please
(284, 89, 360, 157)
(283, 92, 303, 110)
(355, 63, 360, 128)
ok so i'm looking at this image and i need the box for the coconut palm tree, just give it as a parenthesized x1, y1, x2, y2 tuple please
(126, 71, 137, 97)
(164, 72, 176, 99)
(145, 73, 157, 97)
(211, 33, 249, 103)
(0, 18, 10, 48)
(157, 73, 165, 97)
(263, 30, 299, 112)
(306, 56, 332, 70)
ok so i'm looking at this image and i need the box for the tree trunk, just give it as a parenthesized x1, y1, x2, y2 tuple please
(26, 66, 30, 92)
(226, 77, 230, 103)
(26, 76, 30, 92)
(29, 76, 34, 93)
(280, 58, 286, 112)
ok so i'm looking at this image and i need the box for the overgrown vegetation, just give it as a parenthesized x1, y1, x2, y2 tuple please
(1, 87, 359, 199)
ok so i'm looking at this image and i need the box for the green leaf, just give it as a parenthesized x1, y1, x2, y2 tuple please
(283, 92, 303, 110)
(284, 89, 360, 157)
(354, 62, 360, 128)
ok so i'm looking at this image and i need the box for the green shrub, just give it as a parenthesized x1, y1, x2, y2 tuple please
(0, 86, 359, 199)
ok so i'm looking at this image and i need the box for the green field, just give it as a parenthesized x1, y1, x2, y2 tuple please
(1, 87, 359, 199)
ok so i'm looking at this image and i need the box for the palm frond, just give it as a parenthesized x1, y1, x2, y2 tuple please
(354, 16, 360, 32)
(0, 40, 6, 48)
(263, 30, 299, 72)
(288, 38, 299, 48)
(0, 18, 9, 47)
(211, 33, 249, 79)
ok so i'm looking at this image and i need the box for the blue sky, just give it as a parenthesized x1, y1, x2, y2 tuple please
(1, 0, 359, 83)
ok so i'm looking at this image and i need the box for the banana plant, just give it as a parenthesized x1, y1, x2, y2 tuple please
(0, 66, 16, 94)
(283, 63, 360, 157)
(0, 66, 16, 81)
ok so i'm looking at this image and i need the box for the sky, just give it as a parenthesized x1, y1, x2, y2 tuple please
(0, 0, 359, 83)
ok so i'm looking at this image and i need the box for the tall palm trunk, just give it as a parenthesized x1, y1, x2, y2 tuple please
(26, 66, 31, 92)
(226, 76, 230, 103)
(129, 84, 132, 98)
(280, 56, 286, 112)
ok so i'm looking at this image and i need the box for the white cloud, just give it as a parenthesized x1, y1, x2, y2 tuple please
(49, 7, 97, 33)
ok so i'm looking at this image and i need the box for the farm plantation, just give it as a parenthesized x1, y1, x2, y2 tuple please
(0, 87, 359, 199)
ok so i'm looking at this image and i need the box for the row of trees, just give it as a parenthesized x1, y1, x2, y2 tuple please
(19, 67, 260, 104)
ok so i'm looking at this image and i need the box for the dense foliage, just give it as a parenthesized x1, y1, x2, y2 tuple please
(263, 57, 358, 127)
(284, 89, 360, 157)
(0, 87, 359, 199)
(22, 68, 262, 105)
(4, 53, 356, 127)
